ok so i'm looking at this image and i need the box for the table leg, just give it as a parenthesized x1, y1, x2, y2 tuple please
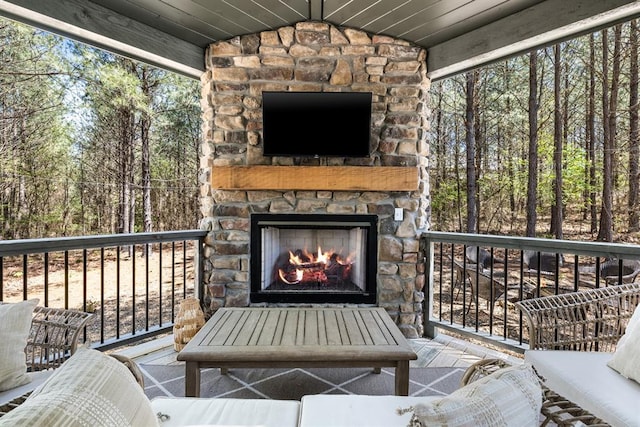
(185, 361, 200, 397)
(395, 360, 410, 396)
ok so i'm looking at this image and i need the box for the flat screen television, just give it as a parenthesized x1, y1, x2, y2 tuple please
(262, 91, 372, 157)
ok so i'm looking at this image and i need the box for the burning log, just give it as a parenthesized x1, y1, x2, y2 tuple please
(272, 247, 354, 286)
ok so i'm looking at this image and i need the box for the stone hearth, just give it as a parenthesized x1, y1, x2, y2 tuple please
(198, 21, 430, 337)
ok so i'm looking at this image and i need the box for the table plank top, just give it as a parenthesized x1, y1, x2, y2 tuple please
(177, 307, 417, 364)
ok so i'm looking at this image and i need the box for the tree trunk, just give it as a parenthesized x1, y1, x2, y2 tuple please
(474, 71, 483, 230)
(598, 29, 614, 242)
(610, 25, 622, 192)
(588, 33, 598, 234)
(434, 84, 444, 226)
(465, 71, 477, 234)
(128, 111, 136, 235)
(526, 51, 539, 238)
(118, 107, 129, 235)
(629, 20, 640, 232)
(141, 66, 153, 236)
(551, 44, 563, 239)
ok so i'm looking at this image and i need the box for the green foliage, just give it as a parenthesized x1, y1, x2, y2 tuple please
(430, 20, 638, 236)
(0, 18, 200, 239)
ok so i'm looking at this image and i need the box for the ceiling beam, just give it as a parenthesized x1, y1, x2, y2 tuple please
(0, 0, 204, 79)
(428, 0, 640, 81)
(309, 0, 324, 21)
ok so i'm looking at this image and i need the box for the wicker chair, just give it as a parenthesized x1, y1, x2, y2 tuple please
(27, 306, 95, 370)
(514, 283, 640, 426)
(0, 306, 94, 417)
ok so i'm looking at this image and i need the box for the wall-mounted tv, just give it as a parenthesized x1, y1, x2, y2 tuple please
(262, 91, 372, 157)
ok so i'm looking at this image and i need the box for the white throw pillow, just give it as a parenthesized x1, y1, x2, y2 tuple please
(0, 347, 159, 426)
(616, 301, 640, 348)
(0, 299, 38, 392)
(401, 364, 542, 427)
(608, 304, 640, 383)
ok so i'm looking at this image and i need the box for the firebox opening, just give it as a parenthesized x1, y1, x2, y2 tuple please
(250, 214, 377, 304)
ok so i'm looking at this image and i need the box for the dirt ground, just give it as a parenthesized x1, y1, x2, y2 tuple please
(1, 244, 197, 343)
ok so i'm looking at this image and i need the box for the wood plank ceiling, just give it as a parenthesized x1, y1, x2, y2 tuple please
(2, 0, 640, 79)
(88, 0, 540, 52)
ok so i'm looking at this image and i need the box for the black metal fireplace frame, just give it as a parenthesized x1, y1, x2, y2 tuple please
(250, 213, 378, 304)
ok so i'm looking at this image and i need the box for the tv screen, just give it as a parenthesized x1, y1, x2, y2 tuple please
(262, 91, 372, 157)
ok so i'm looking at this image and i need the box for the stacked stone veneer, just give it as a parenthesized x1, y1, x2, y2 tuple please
(199, 21, 430, 337)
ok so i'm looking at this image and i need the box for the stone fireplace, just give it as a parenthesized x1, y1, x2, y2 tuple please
(198, 21, 430, 337)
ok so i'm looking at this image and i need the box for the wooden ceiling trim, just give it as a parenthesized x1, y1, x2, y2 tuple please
(427, 0, 640, 81)
(0, 0, 205, 77)
(309, 0, 323, 21)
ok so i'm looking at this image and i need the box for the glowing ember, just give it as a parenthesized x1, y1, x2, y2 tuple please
(275, 246, 354, 286)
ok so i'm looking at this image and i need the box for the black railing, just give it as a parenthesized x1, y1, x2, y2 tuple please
(4, 229, 639, 356)
(0, 230, 207, 351)
(422, 231, 640, 353)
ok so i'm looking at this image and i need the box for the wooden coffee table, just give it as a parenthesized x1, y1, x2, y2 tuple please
(177, 307, 417, 396)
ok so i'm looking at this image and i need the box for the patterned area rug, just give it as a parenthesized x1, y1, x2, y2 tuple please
(141, 364, 465, 400)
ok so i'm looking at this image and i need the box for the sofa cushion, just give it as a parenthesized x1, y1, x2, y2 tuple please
(0, 370, 52, 408)
(151, 397, 300, 427)
(608, 303, 640, 383)
(0, 299, 38, 392)
(526, 350, 640, 427)
(298, 395, 435, 427)
(0, 347, 158, 426)
(404, 364, 541, 427)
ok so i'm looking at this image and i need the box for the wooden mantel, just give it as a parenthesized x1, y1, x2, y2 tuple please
(211, 166, 419, 191)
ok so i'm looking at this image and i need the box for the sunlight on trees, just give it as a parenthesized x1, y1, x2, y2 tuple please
(430, 19, 640, 243)
(0, 19, 200, 239)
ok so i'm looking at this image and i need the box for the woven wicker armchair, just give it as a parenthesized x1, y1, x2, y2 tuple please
(513, 283, 640, 426)
(27, 306, 94, 371)
(515, 282, 640, 352)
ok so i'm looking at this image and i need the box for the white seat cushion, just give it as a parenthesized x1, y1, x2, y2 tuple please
(298, 395, 436, 427)
(526, 350, 640, 427)
(151, 397, 300, 427)
(0, 370, 52, 407)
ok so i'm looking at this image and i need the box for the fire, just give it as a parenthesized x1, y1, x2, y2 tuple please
(288, 247, 330, 265)
(277, 246, 354, 286)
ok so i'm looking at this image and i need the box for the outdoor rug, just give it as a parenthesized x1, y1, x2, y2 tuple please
(140, 364, 465, 400)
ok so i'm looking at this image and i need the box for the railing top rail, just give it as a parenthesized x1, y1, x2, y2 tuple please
(0, 230, 207, 257)
(422, 231, 640, 259)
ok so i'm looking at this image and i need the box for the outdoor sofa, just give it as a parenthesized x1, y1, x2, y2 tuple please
(0, 345, 543, 426)
(516, 282, 640, 426)
(0, 299, 544, 427)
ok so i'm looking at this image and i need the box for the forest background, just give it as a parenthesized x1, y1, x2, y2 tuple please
(1, 17, 639, 245)
(0, 18, 200, 240)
